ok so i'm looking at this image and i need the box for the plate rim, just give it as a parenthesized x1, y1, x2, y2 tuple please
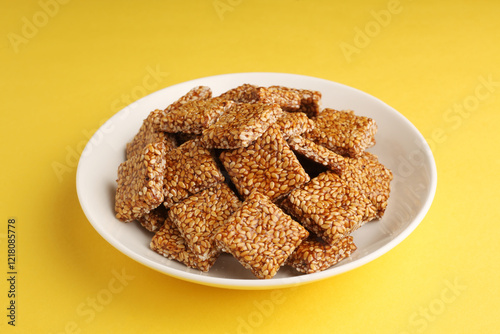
(76, 72, 437, 290)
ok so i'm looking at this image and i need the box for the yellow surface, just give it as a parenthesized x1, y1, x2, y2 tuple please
(1, 0, 499, 333)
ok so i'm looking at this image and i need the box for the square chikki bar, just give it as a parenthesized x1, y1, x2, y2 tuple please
(287, 135, 346, 176)
(269, 86, 322, 117)
(218, 84, 301, 110)
(126, 109, 177, 160)
(149, 86, 213, 128)
(168, 183, 241, 261)
(159, 97, 234, 134)
(282, 171, 376, 245)
(275, 112, 315, 139)
(218, 84, 260, 103)
(115, 142, 167, 222)
(163, 138, 225, 208)
(304, 109, 377, 158)
(342, 152, 393, 219)
(219, 124, 310, 201)
(150, 217, 217, 272)
(201, 102, 283, 149)
(137, 205, 168, 232)
(286, 235, 357, 274)
(215, 191, 309, 279)
(164, 85, 212, 112)
(259, 86, 301, 110)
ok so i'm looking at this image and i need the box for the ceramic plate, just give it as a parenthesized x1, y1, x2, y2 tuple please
(76, 73, 437, 289)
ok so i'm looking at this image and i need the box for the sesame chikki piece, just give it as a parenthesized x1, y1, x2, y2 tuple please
(215, 191, 309, 279)
(219, 124, 310, 201)
(304, 109, 377, 158)
(137, 205, 168, 232)
(115, 142, 167, 222)
(201, 102, 283, 149)
(287, 135, 346, 175)
(269, 86, 322, 117)
(286, 236, 357, 274)
(165, 85, 212, 112)
(259, 86, 301, 110)
(218, 84, 301, 109)
(159, 97, 234, 134)
(283, 171, 376, 245)
(163, 139, 225, 208)
(218, 84, 261, 103)
(275, 112, 315, 139)
(126, 109, 177, 160)
(150, 218, 217, 272)
(342, 152, 393, 219)
(149, 86, 213, 127)
(168, 183, 242, 261)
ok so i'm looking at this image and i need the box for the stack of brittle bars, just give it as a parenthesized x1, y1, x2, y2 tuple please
(114, 84, 393, 279)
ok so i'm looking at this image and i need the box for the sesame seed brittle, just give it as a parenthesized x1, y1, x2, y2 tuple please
(164, 85, 213, 113)
(126, 86, 212, 159)
(282, 171, 377, 246)
(125, 109, 177, 160)
(304, 108, 377, 158)
(162, 138, 225, 208)
(218, 84, 301, 110)
(286, 235, 357, 274)
(220, 124, 310, 201)
(115, 83, 393, 278)
(216, 191, 309, 279)
(287, 135, 346, 176)
(159, 97, 234, 135)
(150, 217, 218, 272)
(269, 86, 322, 117)
(276, 111, 315, 139)
(342, 152, 393, 219)
(201, 102, 283, 149)
(115, 142, 167, 222)
(168, 183, 241, 261)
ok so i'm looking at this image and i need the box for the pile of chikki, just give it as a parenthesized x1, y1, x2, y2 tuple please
(114, 84, 393, 279)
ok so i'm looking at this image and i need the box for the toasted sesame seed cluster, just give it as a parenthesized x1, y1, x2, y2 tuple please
(281, 171, 377, 245)
(269, 85, 322, 117)
(114, 83, 393, 278)
(126, 109, 177, 160)
(159, 97, 234, 134)
(304, 108, 377, 158)
(287, 135, 346, 175)
(286, 235, 357, 274)
(216, 190, 309, 279)
(115, 142, 167, 223)
(343, 152, 393, 218)
(169, 183, 241, 261)
(219, 123, 310, 201)
(150, 217, 217, 272)
(201, 102, 283, 149)
(162, 138, 225, 208)
(276, 111, 316, 139)
(219, 84, 301, 110)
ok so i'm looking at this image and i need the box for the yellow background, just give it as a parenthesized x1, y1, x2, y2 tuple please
(1, 0, 499, 333)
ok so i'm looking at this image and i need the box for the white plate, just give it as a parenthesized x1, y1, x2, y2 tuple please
(76, 73, 437, 289)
